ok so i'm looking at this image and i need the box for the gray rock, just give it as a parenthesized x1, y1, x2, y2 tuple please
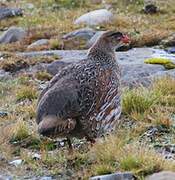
(143, 4, 158, 14)
(32, 153, 41, 160)
(18, 48, 175, 88)
(39, 176, 52, 180)
(0, 27, 26, 44)
(0, 111, 8, 118)
(63, 28, 96, 40)
(146, 171, 175, 180)
(74, 9, 113, 26)
(9, 159, 23, 167)
(24, 3, 35, 10)
(0, 70, 11, 80)
(90, 172, 134, 180)
(0, 7, 23, 20)
(0, 175, 13, 180)
(87, 31, 106, 47)
(28, 39, 49, 49)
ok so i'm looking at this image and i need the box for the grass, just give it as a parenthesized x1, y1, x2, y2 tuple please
(35, 71, 53, 81)
(11, 120, 30, 141)
(0, 54, 56, 72)
(1, 0, 175, 52)
(122, 87, 160, 117)
(16, 85, 38, 101)
(1, 0, 175, 178)
(0, 75, 175, 179)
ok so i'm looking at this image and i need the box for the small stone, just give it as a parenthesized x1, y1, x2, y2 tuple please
(0, 7, 23, 20)
(0, 26, 26, 44)
(25, 3, 35, 10)
(32, 153, 41, 160)
(9, 159, 23, 167)
(74, 9, 113, 26)
(39, 176, 52, 180)
(0, 175, 13, 180)
(143, 4, 158, 14)
(0, 111, 8, 118)
(146, 171, 175, 180)
(28, 39, 49, 49)
(63, 28, 96, 40)
(167, 47, 175, 54)
(90, 172, 134, 180)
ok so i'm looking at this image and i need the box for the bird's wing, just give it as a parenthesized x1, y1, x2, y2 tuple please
(37, 64, 74, 103)
(36, 77, 81, 125)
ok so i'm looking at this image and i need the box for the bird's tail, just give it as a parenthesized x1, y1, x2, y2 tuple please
(38, 115, 76, 137)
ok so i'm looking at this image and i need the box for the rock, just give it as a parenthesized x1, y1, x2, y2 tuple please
(161, 34, 175, 47)
(87, 31, 105, 47)
(32, 153, 41, 160)
(9, 159, 23, 167)
(0, 7, 23, 20)
(0, 111, 8, 118)
(19, 48, 175, 88)
(74, 9, 113, 26)
(39, 176, 52, 180)
(0, 27, 26, 44)
(28, 39, 49, 49)
(0, 175, 12, 180)
(0, 70, 11, 80)
(90, 172, 134, 180)
(47, 61, 71, 75)
(63, 28, 96, 40)
(62, 28, 96, 49)
(24, 3, 35, 10)
(167, 47, 175, 54)
(146, 171, 175, 180)
(143, 4, 158, 14)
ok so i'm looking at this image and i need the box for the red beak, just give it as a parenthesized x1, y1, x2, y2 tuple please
(121, 35, 130, 44)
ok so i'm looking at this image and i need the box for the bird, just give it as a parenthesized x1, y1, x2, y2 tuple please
(36, 31, 130, 149)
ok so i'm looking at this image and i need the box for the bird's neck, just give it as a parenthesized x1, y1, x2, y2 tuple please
(87, 40, 116, 65)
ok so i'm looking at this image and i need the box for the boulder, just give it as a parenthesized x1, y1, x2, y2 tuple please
(0, 7, 22, 20)
(63, 28, 96, 40)
(0, 175, 12, 180)
(19, 48, 175, 88)
(90, 172, 134, 180)
(146, 171, 175, 180)
(74, 9, 113, 26)
(28, 39, 49, 49)
(143, 4, 158, 14)
(0, 27, 26, 44)
(62, 28, 96, 49)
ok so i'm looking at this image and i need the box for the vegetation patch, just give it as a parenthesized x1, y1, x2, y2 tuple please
(35, 71, 53, 81)
(144, 58, 175, 69)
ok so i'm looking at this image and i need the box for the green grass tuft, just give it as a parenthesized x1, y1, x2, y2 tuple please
(122, 87, 160, 116)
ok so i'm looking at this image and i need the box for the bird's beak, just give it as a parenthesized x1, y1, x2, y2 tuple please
(121, 35, 130, 44)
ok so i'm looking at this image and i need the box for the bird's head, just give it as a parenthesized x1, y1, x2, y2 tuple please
(98, 31, 130, 51)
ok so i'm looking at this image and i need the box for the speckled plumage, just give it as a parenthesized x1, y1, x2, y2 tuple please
(36, 31, 129, 141)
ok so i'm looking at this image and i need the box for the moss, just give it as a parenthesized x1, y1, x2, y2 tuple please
(144, 58, 172, 65)
(144, 58, 175, 69)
